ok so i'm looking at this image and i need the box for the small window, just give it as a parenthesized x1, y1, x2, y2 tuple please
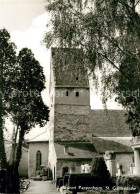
(76, 77, 79, 81)
(66, 91, 69, 96)
(36, 151, 42, 170)
(76, 92, 79, 97)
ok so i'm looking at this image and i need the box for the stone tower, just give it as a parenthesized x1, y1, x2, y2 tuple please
(49, 48, 91, 141)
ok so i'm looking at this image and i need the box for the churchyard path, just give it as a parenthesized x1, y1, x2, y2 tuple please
(24, 180, 59, 194)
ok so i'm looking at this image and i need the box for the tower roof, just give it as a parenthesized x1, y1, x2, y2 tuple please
(51, 48, 89, 87)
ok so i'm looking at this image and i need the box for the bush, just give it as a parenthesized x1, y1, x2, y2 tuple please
(68, 173, 113, 192)
(117, 176, 140, 193)
(91, 157, 111, 180)
(46, 167, 53, 180)
(56, 177, 63, 188)
(63, 174, 69, 186)
(86, 191, 119, 194)
(68, 173, 91, 188)
(40, 167, 52, 180)
(0, 169, 6, 193)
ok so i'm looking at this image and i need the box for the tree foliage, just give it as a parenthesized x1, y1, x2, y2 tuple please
(91, 156, 111, 179)
(44, 0, 140, 136)
(0, 29, 17, 168)
(0, 28, 49, 193)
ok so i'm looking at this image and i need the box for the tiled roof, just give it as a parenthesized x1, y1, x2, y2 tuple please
(28, 131, 49, 143)
(53, 109, 131, 141)
(92, 137, 133, 153)
(54, 138, 133, 159)
(91, 110, 131, 137)
(54, 142, 99, 159)
(100, 137, 132, 147)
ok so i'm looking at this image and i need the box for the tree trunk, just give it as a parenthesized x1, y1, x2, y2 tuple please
(9, 126, 19, 166)
(6, 164, 19, 194)
(6, 124, 26, 193)
(0, 118, 7, 168)
(15, 125, 25, 167)
(0, 58, 7, 169)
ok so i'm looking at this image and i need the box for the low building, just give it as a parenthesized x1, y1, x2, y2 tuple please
(53, 142, 99, 178)
(28, 132, 49, 178)
(47, 48, 133, 180)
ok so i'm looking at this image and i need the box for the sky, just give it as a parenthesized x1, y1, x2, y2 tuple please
(0, 0, 122, 140)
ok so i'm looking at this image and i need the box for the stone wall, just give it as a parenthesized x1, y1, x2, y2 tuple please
(28, 142, 49, 178)
(56, 159, 92, 178)
(55, 88, 90, 106)
(54, 104, 91, 141)
(51, 48, 89, 86)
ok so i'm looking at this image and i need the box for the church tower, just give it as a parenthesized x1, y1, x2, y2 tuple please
(49, 48, 91, 141)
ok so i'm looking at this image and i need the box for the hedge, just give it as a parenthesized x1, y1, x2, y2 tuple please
(0, 169, 6, 193)
(56, 177, 63, 188)
(63, 174, 69, 186)
(117, 176, 140, 193)
(86, 191, 119, 194)
(68, 173, 114, 192)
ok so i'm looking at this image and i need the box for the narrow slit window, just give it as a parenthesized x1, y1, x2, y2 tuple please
(132, 156, 134, 163)
(76, 92, 79, 97)
(66, 91, 69, 96)
(76, 77, 79, 81)
(36, 151, 42, 170)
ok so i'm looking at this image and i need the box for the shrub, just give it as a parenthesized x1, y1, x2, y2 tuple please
(0, 169, 6, 193)
(63, 174, 69, 186)
(46, 167, 53, 180)
(117, 176, 140, 193)
(40, 167, 52, 180)
(56, 177, 63, 188)
(86, 191, 119, 194)
(68, 173, 113, 192)
(59, 178, 63, 188)
(68, 173, 91, 189)
(91, 157, 111, 180)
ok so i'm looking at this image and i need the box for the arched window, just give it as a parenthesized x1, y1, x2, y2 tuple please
(36, 151, 42, 170)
